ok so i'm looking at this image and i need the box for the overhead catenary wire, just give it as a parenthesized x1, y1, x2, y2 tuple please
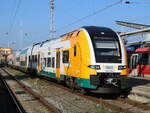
(7, 0, 17, 33)
(57, 0, 123, 33)
(8, 0, 22, 35)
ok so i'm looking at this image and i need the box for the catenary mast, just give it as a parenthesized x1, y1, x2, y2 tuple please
(50, 0, 55, 39)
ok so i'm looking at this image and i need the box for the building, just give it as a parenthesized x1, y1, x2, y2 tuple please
(0, 48, 12, 66)
(0, 48, 12, 55)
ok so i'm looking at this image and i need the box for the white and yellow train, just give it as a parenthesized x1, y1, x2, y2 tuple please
(8, 26, 130, 94)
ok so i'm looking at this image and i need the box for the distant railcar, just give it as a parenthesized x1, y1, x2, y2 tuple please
(129, 45, 150, 76)
(8, 26, 130, 94)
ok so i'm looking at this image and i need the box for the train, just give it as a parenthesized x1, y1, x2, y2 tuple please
(7, 26, 130, 95)
(128, 41, 150, 76)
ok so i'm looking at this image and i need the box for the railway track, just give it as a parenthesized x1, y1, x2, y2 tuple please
(40, 77, 150, 113)
(0, 73, 26, 113)
(2, 67, 150, 113)
(0, 68, 61, 113)
(1, 67, 114, 113)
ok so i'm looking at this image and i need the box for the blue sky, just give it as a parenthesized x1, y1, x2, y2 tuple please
(0, 0, 150, 50)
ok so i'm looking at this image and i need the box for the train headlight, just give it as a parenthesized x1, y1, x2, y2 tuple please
(88, 65, 100, 70)
(118, 65, 127, 70)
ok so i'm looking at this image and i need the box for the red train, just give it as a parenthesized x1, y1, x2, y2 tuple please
(128, 41, 150, 76)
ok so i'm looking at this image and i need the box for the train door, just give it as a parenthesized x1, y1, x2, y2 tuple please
(56, 49, 60, 78)
(131, 54, 138, 69)
(130, 54, 138, 75)
(37, 53, 40, 72)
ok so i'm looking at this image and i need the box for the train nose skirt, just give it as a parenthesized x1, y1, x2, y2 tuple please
(91, 87, 120, 94)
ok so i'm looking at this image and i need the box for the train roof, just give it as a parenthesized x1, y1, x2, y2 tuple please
(135, 47, 150, 53)
(83, 26, 113, 31)
(19, 26, 119, 51)
(83, 26, 115, 32)
(83, 26, 118, 37)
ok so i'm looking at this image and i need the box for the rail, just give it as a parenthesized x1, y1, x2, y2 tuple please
(0, 74, 26, 113)
(2, 68, 61, 113)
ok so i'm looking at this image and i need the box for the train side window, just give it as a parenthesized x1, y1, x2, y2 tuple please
(38, 54, 40, 64)
(137, 54, 142, 64)
(52, 57, 55, 68)
(35, 55, 37, 62)
(32, 55, 34, 62)
(40, 58, 43, 65)
(74, 46, 77, 56)
(134, 56, 137, 68)
(148, 53, 150, 65)
(25, 56, 27, 65)
(29, 56, 31, 62)
(142, 53, 148, 65)
(16, 57, 20, 62)
(63, 50, 69, 63)
(47, 57, 51, 67)
(44, 58, 47, 67)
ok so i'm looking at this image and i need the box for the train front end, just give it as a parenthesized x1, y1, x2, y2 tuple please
(83, 26, 130, 94)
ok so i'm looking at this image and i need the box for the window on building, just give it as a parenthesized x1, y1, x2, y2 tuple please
(63, 50, 69, 63)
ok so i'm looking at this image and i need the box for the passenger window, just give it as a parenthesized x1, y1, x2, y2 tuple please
(44, 58, 47, 66)
(32, 55, 34, 62)
(29, 56, 31, 62)
(74, 46, 77, 56)
(148, 53, 150, 65)
(16, 57, 20, 62)
(142, 53, 148, 65)
(63, 51, 69, 63)
(47, 57, 51, 67)
(35, 55, 37, 62)
(52, 57, 55, 68)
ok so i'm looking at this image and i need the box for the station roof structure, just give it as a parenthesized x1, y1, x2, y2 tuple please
(116, 21, 150, 39)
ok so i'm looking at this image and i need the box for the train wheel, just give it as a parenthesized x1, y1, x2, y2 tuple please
(120, 88, 131, 98)
(65, 77, 75, 88)
(80, 88, 89, 95)
(65, 77, 77, 93)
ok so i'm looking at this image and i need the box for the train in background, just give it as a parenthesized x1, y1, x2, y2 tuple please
(7, 26, 130, 95)
(127, 41, 150, 76)
(116, 20, 150, 76)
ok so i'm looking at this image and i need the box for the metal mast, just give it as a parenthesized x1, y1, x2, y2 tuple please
(50, 0, 55, 39)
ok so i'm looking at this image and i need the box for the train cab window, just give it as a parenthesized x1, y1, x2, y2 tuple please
(52, 57, 55, 68)
(47, 57, 51, 67)
(74, 46, 77, 56)
(63, 50, 69, 63)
